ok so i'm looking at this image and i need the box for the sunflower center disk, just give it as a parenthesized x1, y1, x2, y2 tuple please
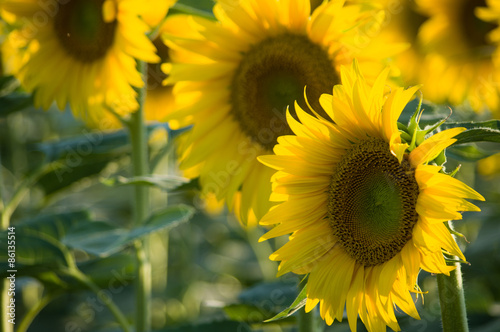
(328, 139, 419, 266)
(54, 0, 117, 62)
(231, 33, 338, 150)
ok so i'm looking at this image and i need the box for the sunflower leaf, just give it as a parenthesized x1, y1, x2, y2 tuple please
(102, 175, 189, 191)
(446, 144, 497, 162)
(439, 120, 500, 144)
(170, 0, 216, 20)
(264, 284, 307, 322)
(61, 205, 194, 257)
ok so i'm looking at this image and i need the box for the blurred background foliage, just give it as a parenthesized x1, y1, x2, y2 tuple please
(1, 0, 500, 331)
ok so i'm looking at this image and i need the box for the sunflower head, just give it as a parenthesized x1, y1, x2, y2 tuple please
(2, 0, 161, 127)
(259, 61, 484, 331)
(415, 0, 500, 112)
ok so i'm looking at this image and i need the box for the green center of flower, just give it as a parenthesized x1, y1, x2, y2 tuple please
(54, 0, 117, 62)
(231, 33, 338, 150)
(461, 0, 496, 55)
(328, 138, 419, 267)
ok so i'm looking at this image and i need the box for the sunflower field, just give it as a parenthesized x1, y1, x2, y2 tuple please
(1, 1, 500, 332)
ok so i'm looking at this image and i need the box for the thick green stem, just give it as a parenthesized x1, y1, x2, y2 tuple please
(298, 307, 321, 332)
(437, 259, 469, 332)
(128, 60, 151, 332)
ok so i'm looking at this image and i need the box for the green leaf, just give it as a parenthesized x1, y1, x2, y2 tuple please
(79, 254, 136, 287)
(33, 124, 172, 163)
(61, 221, 129, 257)
(102, 175, 189, 191)
(10, 210, 91, 240)
(170, 0, 215, 20)
(265, 284, 307, 322)
(33, 129, 131, 163)
(441, 120, 500, 144)
(0, 211, 94, 277)
(223, 304, 275, 323)
(0, 76, 33, 117)
(62, 204, 195, 257)
(161, 320, 243, 332)
(128, 204, 195, 239)
(0, 92, 33, 117)
(447, 144, 496, 162)
(0, 233, 67, 273)
(37, 155, 117, 195)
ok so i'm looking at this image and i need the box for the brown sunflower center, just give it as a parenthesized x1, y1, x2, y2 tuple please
(230, 33, 338, 150)
(401, 3, 427, 44)
(328, 138, 419, 267)
(460, 0, 496, 55)
(54, 0, 117, 62)
(147, 37, 170, 93)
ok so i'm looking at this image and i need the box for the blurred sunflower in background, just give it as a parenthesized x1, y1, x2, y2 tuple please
(369, 0, 428, 85)
(416, 0, 500, 114)
(258, 62, 484, 331)
(2, 0, 161, 128)
(164, 0, 406, 226)
(96, 9, 181, 130)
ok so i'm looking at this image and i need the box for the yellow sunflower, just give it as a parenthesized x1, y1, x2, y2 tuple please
(164, 0, 406, 225)
(258, 62, 484, 331)
(2, 0, 160, 127)
(92, 13, 182, 131)
(367, 0, 428, 85)
(416, 0, 500, 114)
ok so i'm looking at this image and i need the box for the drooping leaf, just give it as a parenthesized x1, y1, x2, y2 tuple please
(61, 221, 129, 257)
(102, 174, 189, 191)
(37, 155, 117, 195)
(62, 204, 195, 257)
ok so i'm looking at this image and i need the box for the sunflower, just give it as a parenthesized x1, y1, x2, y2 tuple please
(164, 0, 406, 225)
(416, 0, 500, 114)
(367, 0, 428, 85)
(2, 0, 160, 127)
(258, 62, 484, 331)
(91, 12, 181, 131)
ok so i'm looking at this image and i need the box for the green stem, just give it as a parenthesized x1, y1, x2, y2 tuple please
(0, 154, 12, 332)
(69, 269, 132, 332)
(17, 292, 58, 332)
(437, 258, 469, 332)
(128, 60, 151, 332)
(1, 279, 13, 332)
(437, 221, 469, 332)
(298, 307, 321, 332)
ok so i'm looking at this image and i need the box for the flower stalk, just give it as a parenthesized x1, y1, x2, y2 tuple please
(128, 60, 152, 332)
(298, 307, 321, 332)
(437, 219, 469, 332)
